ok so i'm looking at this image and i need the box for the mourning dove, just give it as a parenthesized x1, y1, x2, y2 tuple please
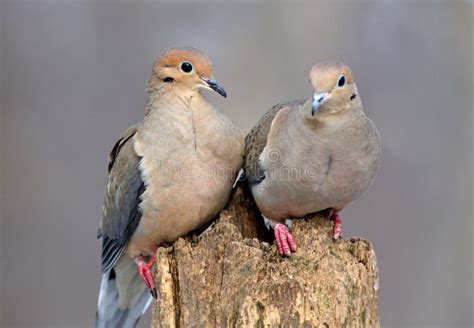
(244, 62, 381, 256)
(95, 47, 244, 327)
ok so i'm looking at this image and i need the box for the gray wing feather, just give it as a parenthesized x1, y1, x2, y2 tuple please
(97, 126, 144, 272)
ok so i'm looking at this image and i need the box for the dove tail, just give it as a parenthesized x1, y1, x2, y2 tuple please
(95, 255, 153, 328)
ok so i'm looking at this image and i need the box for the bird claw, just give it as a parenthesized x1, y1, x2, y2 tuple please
(135, 255, 158, 299)
(150, 288, 158, 299)
(274, 223, 297, 256)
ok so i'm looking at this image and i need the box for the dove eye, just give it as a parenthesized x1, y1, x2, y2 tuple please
(337, 75, 346, 87)
(180, 61, 193, 73)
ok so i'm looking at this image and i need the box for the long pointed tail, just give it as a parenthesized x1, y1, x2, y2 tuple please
(95, 255, 153, 328)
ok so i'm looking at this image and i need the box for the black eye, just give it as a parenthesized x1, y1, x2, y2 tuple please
(337, 75, 346, 87)
(180, 61, 193, 73)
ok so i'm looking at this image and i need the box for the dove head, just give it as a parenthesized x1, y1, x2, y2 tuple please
(147, 46, 226, 98)
(308, 62, 360, 117)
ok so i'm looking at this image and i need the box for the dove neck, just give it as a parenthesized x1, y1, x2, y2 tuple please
(297, 99, 365, 126)
(289, 101, 368, 145)
(143, 85, 216, 148)
(145, 85, 208, 116)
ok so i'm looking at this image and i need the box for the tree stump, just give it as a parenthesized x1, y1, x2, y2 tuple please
(151, 186, 380, 327)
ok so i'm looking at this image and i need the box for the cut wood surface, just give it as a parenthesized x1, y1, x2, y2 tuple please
(152, 186, 380, 327)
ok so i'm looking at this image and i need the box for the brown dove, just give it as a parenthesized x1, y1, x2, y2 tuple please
(244, 62, 381, 256)
(95, 47, 244, 327)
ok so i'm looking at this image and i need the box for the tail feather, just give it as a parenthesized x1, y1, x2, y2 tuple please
(96, 255, 153, 328)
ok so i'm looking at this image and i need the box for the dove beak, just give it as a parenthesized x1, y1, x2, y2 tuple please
(312, 92, 328, 116)
(200, 77, 227, 98)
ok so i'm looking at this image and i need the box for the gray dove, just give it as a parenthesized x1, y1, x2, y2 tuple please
(244, 62, 381, 256)
(96, 47, 244, 327)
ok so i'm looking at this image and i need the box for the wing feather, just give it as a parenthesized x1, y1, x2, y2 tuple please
(244, 100, 305, 185)
(98, 126, 144, 273)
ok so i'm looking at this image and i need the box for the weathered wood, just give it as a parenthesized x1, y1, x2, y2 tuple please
(152, 186, 380, 327)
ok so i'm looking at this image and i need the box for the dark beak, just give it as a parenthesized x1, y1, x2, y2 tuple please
(201, 77, 227, 98)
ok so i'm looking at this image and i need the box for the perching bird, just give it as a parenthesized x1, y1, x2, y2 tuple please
(244, 62, 381, 256)
(96, 47, 244, 327)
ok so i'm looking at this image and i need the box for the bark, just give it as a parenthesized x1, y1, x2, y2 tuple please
(151, 186, 380, 327)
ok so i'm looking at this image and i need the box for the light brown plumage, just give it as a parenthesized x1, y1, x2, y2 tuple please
(96, 47, 244, 327)
(148, 47, 212, 90)
(244, 62, 381, 256)
(102, 46, 243, 257)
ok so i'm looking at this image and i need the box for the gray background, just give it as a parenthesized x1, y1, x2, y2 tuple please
(1, 0, 472, 327)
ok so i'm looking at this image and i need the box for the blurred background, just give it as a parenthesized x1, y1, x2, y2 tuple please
(0, 0, 472, 327)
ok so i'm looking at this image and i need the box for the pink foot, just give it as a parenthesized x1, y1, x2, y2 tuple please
(135, 255, 158, 299)
(330, 210, 343, 240)
(274, 223, 297, 256)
